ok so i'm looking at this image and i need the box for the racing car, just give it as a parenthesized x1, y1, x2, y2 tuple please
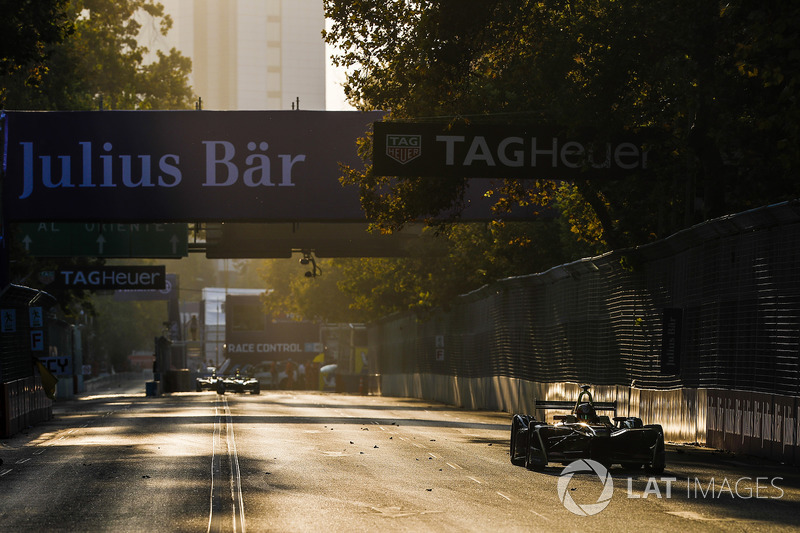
(196, 369, 260, 394)
(221, 371, 261, 395)
(510, 385, 665, 473)
(196, 368, 220, 392)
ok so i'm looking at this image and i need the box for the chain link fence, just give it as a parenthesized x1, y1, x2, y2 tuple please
(370, 200, 800, 398)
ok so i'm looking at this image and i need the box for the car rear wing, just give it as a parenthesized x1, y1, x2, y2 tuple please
(534, 400, 617, 417)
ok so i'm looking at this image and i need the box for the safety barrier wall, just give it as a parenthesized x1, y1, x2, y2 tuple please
(1, 375, 52, 438)
(706, 389, 799, 465)
(370, 201, 800, 464)
(380, 374, 707, 444)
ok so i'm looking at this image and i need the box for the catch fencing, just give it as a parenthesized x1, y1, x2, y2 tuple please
(0, 285, 57, 436)
(369, 200, 800, 464)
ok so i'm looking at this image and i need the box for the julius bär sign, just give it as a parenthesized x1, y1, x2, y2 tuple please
(1, 110, 383, 222)
(372, 122, 649, 179)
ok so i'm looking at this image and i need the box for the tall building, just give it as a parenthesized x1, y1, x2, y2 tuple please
(143, 0, 326, 110)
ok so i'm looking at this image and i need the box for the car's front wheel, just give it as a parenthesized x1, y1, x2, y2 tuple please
(644, 424, 666, 475)
(525, 431, 547, 472)
(510, 417, 526, 466)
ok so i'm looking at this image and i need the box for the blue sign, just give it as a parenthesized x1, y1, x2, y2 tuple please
(2, 111, 382, 222)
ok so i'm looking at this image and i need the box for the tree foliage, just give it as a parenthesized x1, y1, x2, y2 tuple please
(259, 221, 572, 321)
(0, 0, 73, 78)
(324, 1, 800, 250)
(3, 1, 195, 358)
(1, 0, 194, 110)
(91, 294, 165, 370)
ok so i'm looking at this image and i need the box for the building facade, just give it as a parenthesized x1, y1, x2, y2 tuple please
(145, 0, 326, 110)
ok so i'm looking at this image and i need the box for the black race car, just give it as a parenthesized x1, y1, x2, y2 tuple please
(510, 385, 665, 473)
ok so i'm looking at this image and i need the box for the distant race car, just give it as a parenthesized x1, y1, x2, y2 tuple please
(196, 370, 260, 394)
(196, 371, 219, 392)
(222, 372, 261, 395)
(510, 385, 665, 473)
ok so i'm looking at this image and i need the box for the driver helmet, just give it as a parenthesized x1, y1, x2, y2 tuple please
(574, 402, 597, 423)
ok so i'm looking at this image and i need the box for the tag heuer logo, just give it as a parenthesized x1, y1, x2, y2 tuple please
(386, 134, 422, 164)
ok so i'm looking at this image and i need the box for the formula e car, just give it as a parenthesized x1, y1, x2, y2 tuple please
(221, 371, 260, 395)
(510, 386, 665, 473)
(196, 370, 260, 394)
(196, 369, 220, 392)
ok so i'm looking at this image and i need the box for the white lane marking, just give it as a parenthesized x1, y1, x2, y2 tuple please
(32, 449, 45, 455)
(15, 458, 30, 464)
(226, 399, 246, 533)
(208, 397, 246, 533)
(530, 510, 550, 521)
(666, 511, 732, 521)
(0, 469, 12, 476)
(398, 436, 425, 448)
(468, 476, 483, 484)
(446, 462, 462, 470)
(496, 491, 512, 501)
(428, 453, 438, 459)
(208, 400, 221, 533)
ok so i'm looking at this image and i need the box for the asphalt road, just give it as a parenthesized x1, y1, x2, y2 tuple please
(1, 380, 799, 532)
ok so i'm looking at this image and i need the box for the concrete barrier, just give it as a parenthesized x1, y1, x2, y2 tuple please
(381, 374, 724, 457)
(1, 376, 52, 438)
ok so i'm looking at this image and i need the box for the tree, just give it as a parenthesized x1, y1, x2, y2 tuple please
(324, 1, 800, 251)
(90, 294, 165, 371)
(0, 0, 72, 78)
(1, 0, 194, 110)
(3, 0, 195, 323)
(259, 255, 366, 323)
(258, 221, 571, 322)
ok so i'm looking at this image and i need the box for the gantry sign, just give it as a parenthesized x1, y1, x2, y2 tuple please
(372, 122, 649, 179)
(1, 111, 644, 223)
(2, 110, 383, 222)
(1, 111, 639, 259)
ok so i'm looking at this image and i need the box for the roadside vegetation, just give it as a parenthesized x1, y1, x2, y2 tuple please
(266, 1, 800, 321)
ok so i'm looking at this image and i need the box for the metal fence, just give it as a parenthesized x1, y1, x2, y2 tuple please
(370, 200, 800, 398)
(0, 285, 58, 383)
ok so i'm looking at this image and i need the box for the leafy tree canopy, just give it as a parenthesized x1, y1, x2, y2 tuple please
(0, 0, 73, 78)
(3, 1, 194, 326)
(324, 1, 800, 250)
(259, 221, 575, 321)
(1, 0, 194, 110)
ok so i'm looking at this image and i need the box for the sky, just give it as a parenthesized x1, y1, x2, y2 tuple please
(137, 3, 354, 111)
(325, 46, 353, 111)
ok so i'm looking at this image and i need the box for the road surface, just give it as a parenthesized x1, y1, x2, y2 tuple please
(1, 380, 798, 532)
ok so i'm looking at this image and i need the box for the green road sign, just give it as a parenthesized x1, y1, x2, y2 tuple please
(18, 223, 188, 258)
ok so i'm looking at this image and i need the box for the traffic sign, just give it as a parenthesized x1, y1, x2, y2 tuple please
(17, 223, 188, 258)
